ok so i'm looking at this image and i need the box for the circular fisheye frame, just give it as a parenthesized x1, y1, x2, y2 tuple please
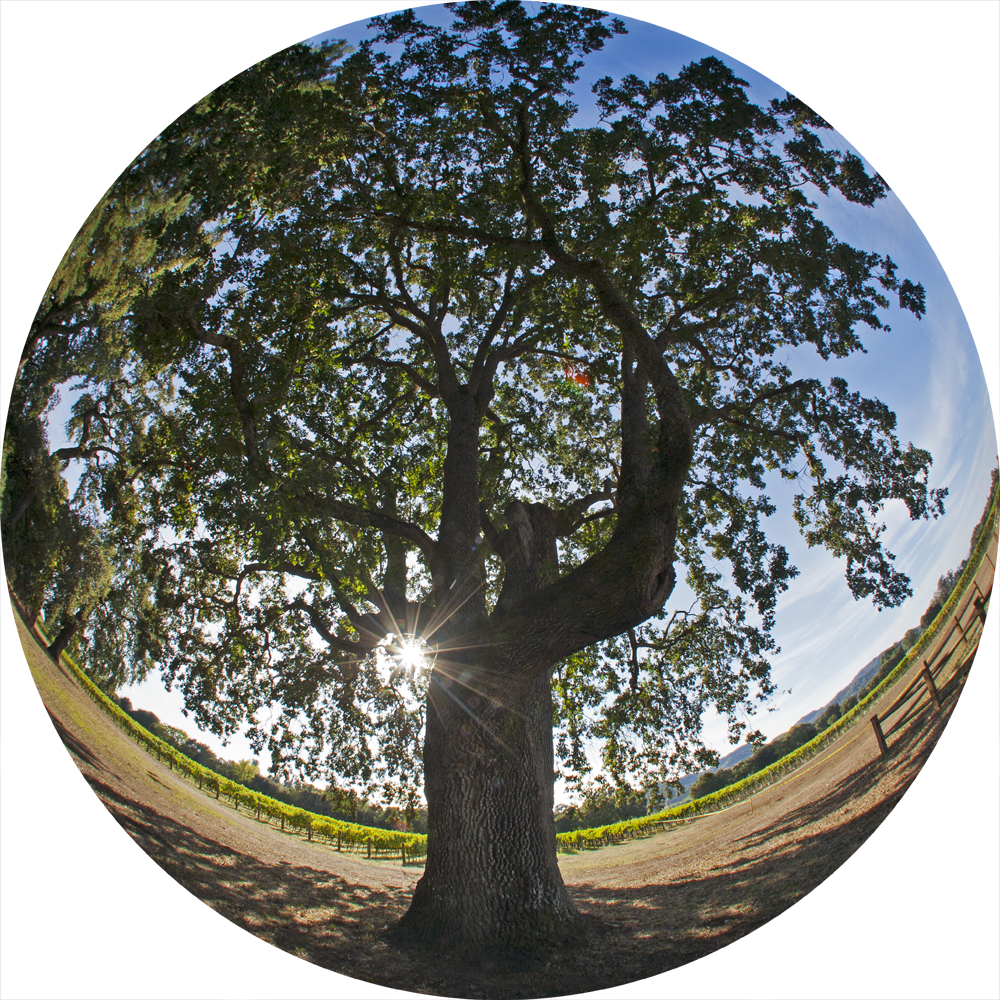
(1, 4, 996, 1000)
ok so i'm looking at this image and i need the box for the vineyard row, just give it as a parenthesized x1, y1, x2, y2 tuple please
(39, 636, 428, 862)
(34, 493, 994, 860)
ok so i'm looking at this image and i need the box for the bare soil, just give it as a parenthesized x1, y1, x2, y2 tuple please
(16, 609, 980, 999)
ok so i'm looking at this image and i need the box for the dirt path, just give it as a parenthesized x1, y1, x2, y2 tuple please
(13, 602, 984, 998)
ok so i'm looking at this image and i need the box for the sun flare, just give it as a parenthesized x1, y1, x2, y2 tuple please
(389, 634, 432, 673)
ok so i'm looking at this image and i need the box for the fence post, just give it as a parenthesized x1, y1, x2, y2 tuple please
(871, 715, 888, 757)
(307, 822, 313, 842)
(401, 843, 406, 865)
(921, 665, 942, 712)
(337, 832, 341, 852)
(367, 837, 372, 859)
(973, 595, 986, 625)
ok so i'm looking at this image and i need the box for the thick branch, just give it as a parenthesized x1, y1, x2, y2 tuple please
(352, 352, 440, 399)
(287, 597, 378, 655)
(468, 266, 517, 406)
(52, 444, 119, 462)
(385, 244, 462, 403)
(692, 378, 817, 429)
(509, 95, 694, 494)
(184, 318, 267, 474)
(558, 487, 615, 533)
(299, 534, 388, 648)
(288, 492, 438, 564)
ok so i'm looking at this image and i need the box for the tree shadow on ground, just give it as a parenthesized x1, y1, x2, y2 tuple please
(935, 649, 976, 707)
(46, 708, 108, 774)
(61, 649, 977, 1000)
(731, 654, 972, 863)
(729, 753, 892, 858)
(561, 662, 978, 994)
(83, 774, 426, 989)
(566, 782, 913, 987)
(86, 771, 626, 998)
(81, 760, 914, 1000)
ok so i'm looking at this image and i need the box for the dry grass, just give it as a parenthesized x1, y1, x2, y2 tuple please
(16, 609, 976, 998)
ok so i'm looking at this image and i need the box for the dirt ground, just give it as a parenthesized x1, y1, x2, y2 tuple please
(16, 608, 981, 999)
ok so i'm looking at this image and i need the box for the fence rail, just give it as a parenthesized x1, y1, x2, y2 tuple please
(870, 515, 997, 756)
(17, 484, 998, 860)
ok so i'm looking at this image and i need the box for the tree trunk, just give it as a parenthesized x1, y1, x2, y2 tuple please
(398, 663, 580, 952)
(393, 343, 686, 952)
(5, 583, 39, 630)
(47, 616, 80, 662)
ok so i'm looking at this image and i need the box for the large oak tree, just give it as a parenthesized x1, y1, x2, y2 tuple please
(5, 2, 946, 950)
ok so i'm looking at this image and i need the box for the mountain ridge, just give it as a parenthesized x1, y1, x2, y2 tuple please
(794, 651, 886, 726)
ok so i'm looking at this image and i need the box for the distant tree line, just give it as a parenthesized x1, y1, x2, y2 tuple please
(49, 462, 999, 836)
(554, 783, 651, 834)
(105, 467, 998, 832)
(688, 720, 829, 800)
(688, 620, 935, 801)
(114, 696, 427, 833)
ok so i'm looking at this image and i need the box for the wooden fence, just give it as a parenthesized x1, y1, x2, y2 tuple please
(870, 515, 997, 757)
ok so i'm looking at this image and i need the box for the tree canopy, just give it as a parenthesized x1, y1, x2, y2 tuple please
(3, 0, 947, 948)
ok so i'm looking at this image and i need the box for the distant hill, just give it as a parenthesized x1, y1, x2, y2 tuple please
(670, 470, 997, 806)
(669, 644, 896, 803)
(718, 744, 755, 770)
(795, 651, 887, 725)
(667, 653, 886, 803)
(665, 742, 756, 805)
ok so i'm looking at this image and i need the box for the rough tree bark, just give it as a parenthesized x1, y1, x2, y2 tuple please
(399, 501, 583, 949)
(47, 613, 82, 662)
(401, 666, 576, 950)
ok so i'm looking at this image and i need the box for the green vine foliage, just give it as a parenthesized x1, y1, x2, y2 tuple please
(39, 621, 427, 859)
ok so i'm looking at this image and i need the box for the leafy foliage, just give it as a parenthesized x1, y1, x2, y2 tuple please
(114, 694, 428, 832)
(557, 515, 994, 854)
(5, 3, 948, 812)
(553, 782, 649, 833)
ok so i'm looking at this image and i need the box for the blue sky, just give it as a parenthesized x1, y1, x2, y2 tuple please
(1, 5, 997, 1000)
(304, 3, 999, 752)
(12, 0, 1000, 767)
(38, 8, 994, 766)
(35, 3, 998, 765)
